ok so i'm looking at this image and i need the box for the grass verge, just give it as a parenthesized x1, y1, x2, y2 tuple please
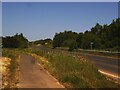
(26, 47, 119, 88)
(2, 48, 21, 88)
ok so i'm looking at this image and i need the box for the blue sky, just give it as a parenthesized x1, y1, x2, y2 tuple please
(2, 0, 120, 2)
(0, 2, 2, 36)
(3, 2, 118, 41)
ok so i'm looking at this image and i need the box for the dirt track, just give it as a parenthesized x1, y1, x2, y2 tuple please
(18, 54, 64, 88)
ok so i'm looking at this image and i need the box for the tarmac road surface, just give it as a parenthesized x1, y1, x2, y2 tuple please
(82, 54, 120, 83)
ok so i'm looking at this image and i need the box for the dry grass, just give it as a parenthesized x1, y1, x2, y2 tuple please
(0, 57, 11, 88)
(2, 49, 20, 88)
(27, 47, 119, 88)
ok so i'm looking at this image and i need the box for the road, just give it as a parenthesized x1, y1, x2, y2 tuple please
(81, 53, 120, 81)
(18, 54, 64, 88)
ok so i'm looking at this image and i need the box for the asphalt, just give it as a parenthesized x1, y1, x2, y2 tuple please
(18, 54, 64, 88)
(82, 54, 120, 79)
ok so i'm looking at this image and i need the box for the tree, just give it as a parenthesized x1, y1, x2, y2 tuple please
(76, 33, 83, 48)
(52, 18, 119, 51)
(68, 40, 78, 51)
(2, 33, 28, 48)
(53, 31, 78, 49)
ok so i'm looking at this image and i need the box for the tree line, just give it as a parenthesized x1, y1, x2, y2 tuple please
(53, 18, 120, 51)
(2, 18, 119, 51)
(2, 33, 28, 48)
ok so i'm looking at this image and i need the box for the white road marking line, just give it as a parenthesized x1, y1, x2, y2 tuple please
(98, 70, 120, 79)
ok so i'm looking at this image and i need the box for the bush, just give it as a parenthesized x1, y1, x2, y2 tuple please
(68, 40, 78, 51)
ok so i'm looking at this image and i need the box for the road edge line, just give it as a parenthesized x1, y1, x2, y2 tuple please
(98, 70, 120, 79)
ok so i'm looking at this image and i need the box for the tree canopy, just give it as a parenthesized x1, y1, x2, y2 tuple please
(2, 33, 28, 48)
(53, 18, 120, 51)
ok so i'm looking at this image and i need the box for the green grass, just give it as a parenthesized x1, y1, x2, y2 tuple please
(26, 47, 119, 88)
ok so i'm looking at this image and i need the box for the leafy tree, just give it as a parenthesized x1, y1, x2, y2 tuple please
(2, 33, 28, 48)
(68, 40, 78, 51)
(53, 31, 78, 49)
(76, 33, 83, 48)
(52, 18, 120, 51)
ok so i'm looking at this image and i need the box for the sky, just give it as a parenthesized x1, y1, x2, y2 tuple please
(2, 2, 118, 41)
(2, 0, 120, 2)
(0, 1, 2, 37)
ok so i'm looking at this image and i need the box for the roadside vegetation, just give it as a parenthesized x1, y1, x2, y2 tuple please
(2, 47, 119, 88)
(26, 47, 119, 88)
(2, 33, 28, 88)
(2, 48, 21, 88)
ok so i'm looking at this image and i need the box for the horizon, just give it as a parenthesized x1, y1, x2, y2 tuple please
(2, 17, 118, 42)
(3, 2, 118, 41)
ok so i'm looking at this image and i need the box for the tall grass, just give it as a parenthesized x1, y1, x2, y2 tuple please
(2, 48, 20, 88)
(27, 47, 119, 88)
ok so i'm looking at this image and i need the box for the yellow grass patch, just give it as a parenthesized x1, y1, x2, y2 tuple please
(0, 57, 11, 74)
(29, 53, 49, 64)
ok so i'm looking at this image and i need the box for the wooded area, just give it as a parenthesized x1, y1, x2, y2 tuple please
(2, 33, 28, 48)
(53, 18, 120, 51)
(2, 18, 120, 52)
